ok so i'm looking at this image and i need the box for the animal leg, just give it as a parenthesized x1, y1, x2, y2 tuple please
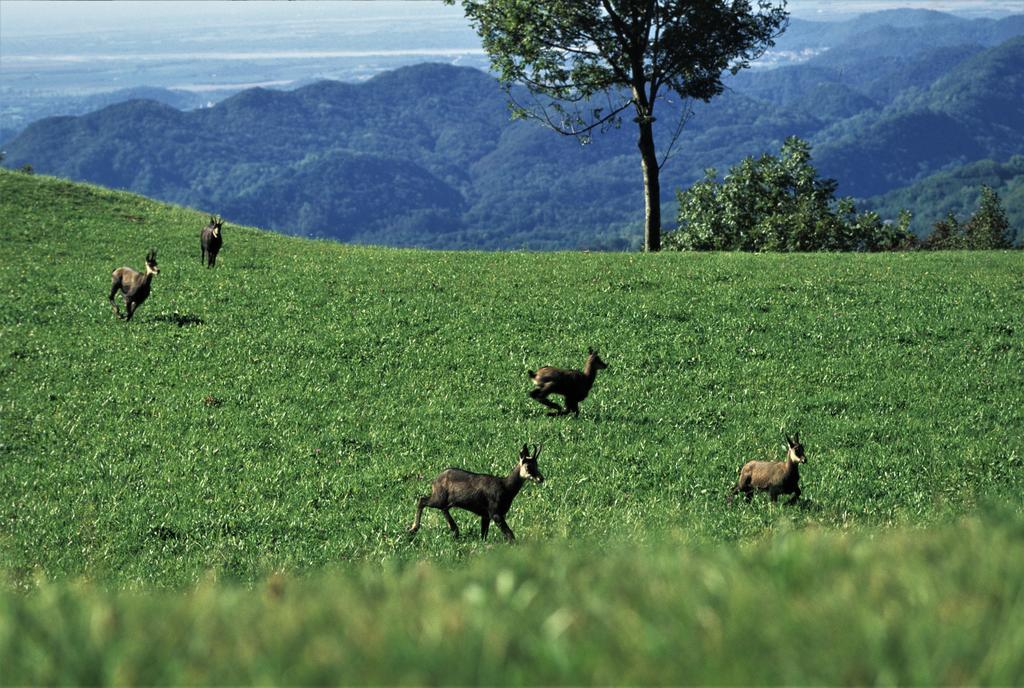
(566, 399, 580, 417)
(769, 488, 780, 503)
(209, 252, 217, 268)
(529, 386, 564, 415)
(442, 508, 460, 538)
(408, 495, 429, 534)
(493, 514, 515, 542)
(787, 487, 801, 506)
(201, 245, 206, 265)
(731, 475, 753, 504)
(480, 515, 490, 539)
(125, 301, 136, 322)
(109, 282, 123, 317)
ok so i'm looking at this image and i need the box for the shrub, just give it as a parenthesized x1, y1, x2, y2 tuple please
(666, 137, 914, 252)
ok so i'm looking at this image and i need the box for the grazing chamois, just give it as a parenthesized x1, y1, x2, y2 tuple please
(728, 434, 807, 505)
(528, 348, 608, 416)
(408, 444, 544, 541)
(109, 249, 159, 321)
(200, 215, 224, 267)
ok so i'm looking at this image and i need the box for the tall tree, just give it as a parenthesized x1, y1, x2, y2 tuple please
(445, 0, 788, 251)
(963, 185, 1013, 249)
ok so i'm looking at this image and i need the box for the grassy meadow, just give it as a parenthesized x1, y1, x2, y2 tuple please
(1, 169, 1023, 683)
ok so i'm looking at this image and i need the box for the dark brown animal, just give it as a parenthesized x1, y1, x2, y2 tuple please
(200, 215, 224, 267)
(408, 444, 544, 541)
(728, 434, 807, 505)
(109, 249, 159, 321)
(528, 348, 608, 416)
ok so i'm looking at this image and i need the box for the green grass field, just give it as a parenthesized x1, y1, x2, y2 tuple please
(1, 169, 1023, 683)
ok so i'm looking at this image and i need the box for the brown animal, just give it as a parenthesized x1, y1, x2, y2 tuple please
(408, 444, 544, 541)
(528, 348, 608, 416)
(728, 434, 807, 505)
(109, 249, 159, 321)
(200, 215, 224, 267)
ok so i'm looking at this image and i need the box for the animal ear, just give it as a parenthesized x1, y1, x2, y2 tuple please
(520, 444, 529, 459)
(786, 435, 794, 447)
(793, 432, 800, 444)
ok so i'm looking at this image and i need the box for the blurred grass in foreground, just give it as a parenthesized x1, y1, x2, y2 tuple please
(3, 508, 1022, 685)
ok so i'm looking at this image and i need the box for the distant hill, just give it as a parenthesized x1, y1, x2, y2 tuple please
(812, 36, 1024, 198)
(2, 63, 821, 249)
(3, 10, 1023, 249)
(0, 87, 218, 147)
(864, 156, 1024, 242)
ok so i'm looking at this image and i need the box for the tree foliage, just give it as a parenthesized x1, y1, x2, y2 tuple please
(666, 136, 915, 252)
(922, 185, 1016, 249)
(445, 0, 788, 251)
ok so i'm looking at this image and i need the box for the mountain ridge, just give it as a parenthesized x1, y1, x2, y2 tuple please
(4, 16, 1023, 249)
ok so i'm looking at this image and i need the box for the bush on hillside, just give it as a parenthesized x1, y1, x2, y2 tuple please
(666, 137, 915, 252)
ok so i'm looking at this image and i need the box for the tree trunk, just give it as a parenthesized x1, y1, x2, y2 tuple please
(637, 117, 661, 252)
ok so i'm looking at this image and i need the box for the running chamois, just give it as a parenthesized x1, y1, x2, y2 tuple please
(408, 444, 544, 541)
(728, 434, 807, 505)
(200, 215, 224, 268)
(528, 348, 608, 416)
(109, 249, 159, 321)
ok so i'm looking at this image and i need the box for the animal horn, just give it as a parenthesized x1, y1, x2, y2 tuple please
(532, 444, 542, 459)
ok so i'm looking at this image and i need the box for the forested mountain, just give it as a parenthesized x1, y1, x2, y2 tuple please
(863, 156, 1024, 242)
(4, 10, 1022, 249)
(3, 64, 821, 249)
(811, 36, 1024, 198)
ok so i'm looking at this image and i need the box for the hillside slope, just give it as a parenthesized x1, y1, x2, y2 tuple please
(2, 171, 1023, 683)
(2, 170, 1022, 588)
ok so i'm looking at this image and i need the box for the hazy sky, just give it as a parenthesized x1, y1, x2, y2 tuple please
(2, 0, 1022, 38)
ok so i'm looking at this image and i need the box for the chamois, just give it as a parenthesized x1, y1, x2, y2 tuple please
(728, 434, 807, 505)
(200, 215, 224, 267)
(408, 444, 544, 541)
(109, 249, 159, 321)
(528, 348, 608, 416)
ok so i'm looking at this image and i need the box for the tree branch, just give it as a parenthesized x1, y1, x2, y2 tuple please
(508, 85, 634, 140)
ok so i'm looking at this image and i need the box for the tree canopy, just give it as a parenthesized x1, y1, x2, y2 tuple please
(666, 136, 915, 252)
(446, 0, 789, 251)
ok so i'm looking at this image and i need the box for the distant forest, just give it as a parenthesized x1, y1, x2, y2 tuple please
(4, 10, 1023, 249)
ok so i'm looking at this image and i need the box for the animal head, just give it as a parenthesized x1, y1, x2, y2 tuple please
(145, 248, 160, 275)
(587, 347, 608, 371)
(786, 433, 806, 463)
(518, 443, 545, 483)
(208, 215, 224, 238)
